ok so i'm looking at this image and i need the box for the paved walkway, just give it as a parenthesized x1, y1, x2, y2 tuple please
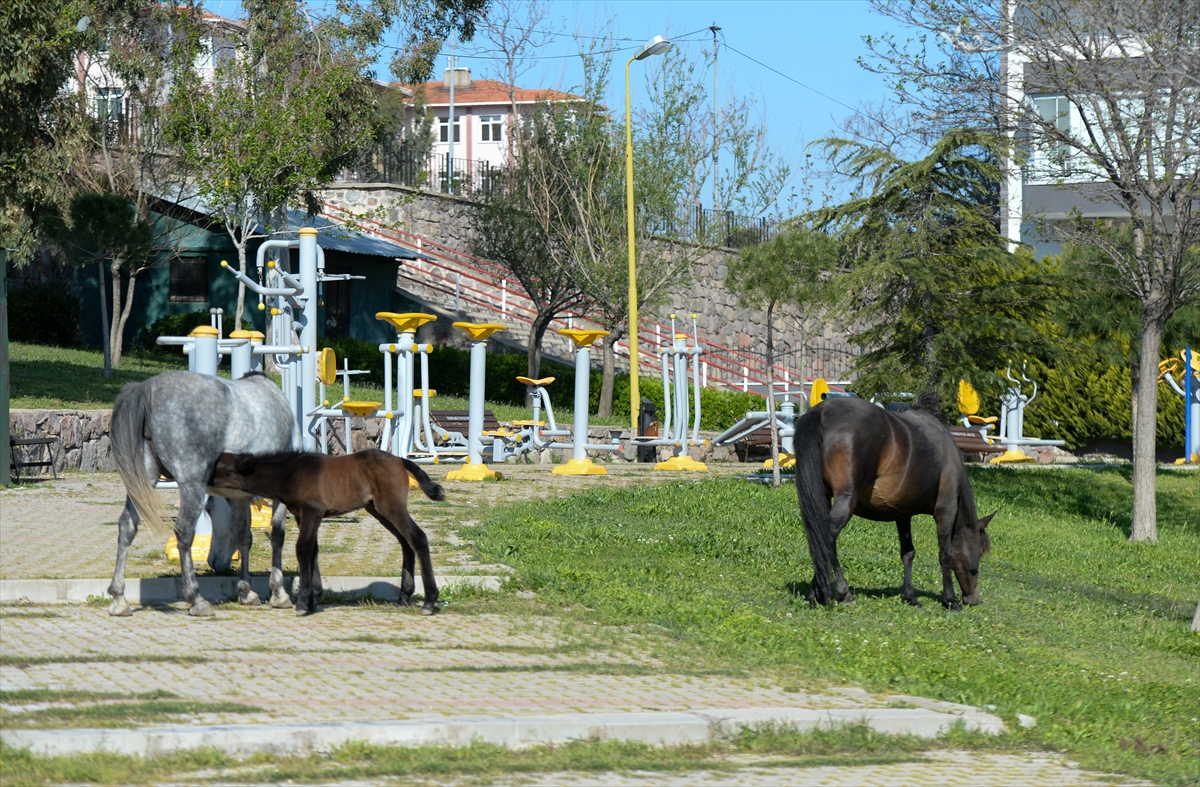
(0, 469, 1148, 786)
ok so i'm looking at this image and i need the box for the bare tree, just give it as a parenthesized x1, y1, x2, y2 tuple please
(863, 0, 1200, 543)
(463, 0, 562, 162)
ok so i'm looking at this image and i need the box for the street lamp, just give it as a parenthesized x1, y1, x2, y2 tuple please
(625, 34, 671, 436)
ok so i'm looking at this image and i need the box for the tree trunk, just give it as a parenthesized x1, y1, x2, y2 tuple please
(109, 260, 123, 367)
(1129, 314, 1164, 543)
(235, 241, 248, 329)
(921, 288, 937, 388)
(1192, 599, 1200, 633)
(113, 267, 140, 368)
(598, 339, 616, 418)
(766, 301, 780, 488)
(525, 309, 553, 408)
(799, 323, 809, 412)
(97, 261, 112, 379)
(1130, 359, 1139, 454)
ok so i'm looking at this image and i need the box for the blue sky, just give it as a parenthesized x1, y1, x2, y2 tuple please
(205, 0, 910, 208)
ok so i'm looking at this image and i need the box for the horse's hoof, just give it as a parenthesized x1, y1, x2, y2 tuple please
(239, 589, 262, 607)
(269, 590, 292, 609)
(189, 598, 215, 617)
(109, 597, 133, 617)
(420, 604, 437, 616)
(902, 597, 922, 608)
(397, 595, 414, 608)
(294, 605, 311, 616)
(837, 594, 856, 606)
(945, 600, 963, 611)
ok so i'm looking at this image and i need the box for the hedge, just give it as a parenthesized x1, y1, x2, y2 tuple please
(7, 284, 81, 346)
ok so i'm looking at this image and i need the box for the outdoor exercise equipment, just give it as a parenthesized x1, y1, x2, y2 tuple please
(550, 329, 621, 475)
(957, 379, 999, 436)
(988, 365, 1066, 464)
(712, 393, 803, 470)
(632, 315, 707, 471)
(1160, 347, 1199, 464)
(444, 322, 508, 481)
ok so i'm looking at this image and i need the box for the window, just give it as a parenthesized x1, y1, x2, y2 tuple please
(94, 88, 123, 123)
(480, 114, 502, 142)
(438, 117, 461, 143)
(169, 257, 208, 303)
(1032, 95, 1072, 173)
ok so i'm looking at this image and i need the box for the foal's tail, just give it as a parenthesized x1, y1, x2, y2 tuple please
(401, 458, 446, 502)
(111, 380, 171, 536)
(793, 406, 834, 605)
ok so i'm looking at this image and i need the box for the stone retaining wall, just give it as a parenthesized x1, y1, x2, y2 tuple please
(8, 410, 115, 473)
(9, 409, 738, 477)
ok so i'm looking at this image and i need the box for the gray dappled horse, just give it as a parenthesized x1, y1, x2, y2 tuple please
(109, 371, 297, 617)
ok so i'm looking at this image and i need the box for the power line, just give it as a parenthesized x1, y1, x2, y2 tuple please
(720, 39, 925, 149)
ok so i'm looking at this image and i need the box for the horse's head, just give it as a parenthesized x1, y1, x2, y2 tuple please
(951, 510, 994, 605)
(209, 452, 257, 492)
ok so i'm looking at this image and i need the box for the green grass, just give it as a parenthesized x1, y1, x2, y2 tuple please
(0, 723, 994, 785)
(9, 343, 189, 409)
(0, 700, 262, 729)
(463, 466, 1200, 786)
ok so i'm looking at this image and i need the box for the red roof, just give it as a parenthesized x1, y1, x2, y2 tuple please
(397, 78, 581, 107)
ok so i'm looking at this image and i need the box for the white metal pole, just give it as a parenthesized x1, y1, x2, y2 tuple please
(298, 228, 319, 451)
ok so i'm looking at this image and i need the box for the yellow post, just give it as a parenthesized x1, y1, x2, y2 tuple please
(625, 54, 640, 436)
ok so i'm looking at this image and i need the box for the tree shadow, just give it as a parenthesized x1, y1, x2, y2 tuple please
(783, 580, 941, 606)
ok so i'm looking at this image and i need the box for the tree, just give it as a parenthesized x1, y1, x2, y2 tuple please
(59, 1, 199, 366)
(0, 0, 97, 260)
(463, 0, 561, 162)
(816, 131, 1056, 408)
(471, 185, 588, 396)
(57, 192, 151, 377)
(725, 225, 837, 487)
(166, 0, 490, 328)
(859, 0, 1200, 543)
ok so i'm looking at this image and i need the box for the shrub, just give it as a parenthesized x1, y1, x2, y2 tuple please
(7, 284, 81, 346)
(133, 312, 248, 355)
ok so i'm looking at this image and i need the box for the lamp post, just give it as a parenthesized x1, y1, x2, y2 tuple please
(625, 34, 671, 435)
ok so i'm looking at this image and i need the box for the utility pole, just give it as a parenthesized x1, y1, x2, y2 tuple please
(710, 23, 720, 211)
(448, 37, 456, 194)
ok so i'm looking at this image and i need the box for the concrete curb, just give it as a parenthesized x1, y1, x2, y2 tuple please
(1, 706, 1006, 757)
(0, 575, 501, 605)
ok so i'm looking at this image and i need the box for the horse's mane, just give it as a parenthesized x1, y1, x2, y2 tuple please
(910, 388, 945, 421)
(955, 470, 992, 553)
(239, 450, 310, 466)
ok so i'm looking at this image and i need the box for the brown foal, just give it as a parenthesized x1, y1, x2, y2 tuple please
(210, 450, 445, 615)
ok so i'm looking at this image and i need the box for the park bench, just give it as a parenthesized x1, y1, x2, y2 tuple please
(8, 434, 60, 480)
(948, 427, 1005, 459)
(428, 409, 509, 442)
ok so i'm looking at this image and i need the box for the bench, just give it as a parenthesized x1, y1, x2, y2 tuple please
(948, 427, 1005, 458)
(428, 409, 509, 441)
(9, 435, 60, 480)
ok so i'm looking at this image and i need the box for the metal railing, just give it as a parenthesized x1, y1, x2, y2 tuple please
(341, 141, 501, 199)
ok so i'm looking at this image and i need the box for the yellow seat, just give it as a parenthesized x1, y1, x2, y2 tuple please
(809, 378, 830, 408)
(557, 328, 609, 348)
(482, 428, 514, 437)
(341, 401, 381, 417)
(516, 376, 555, 386)
(967, 415, 999, 425)
(414, 389, 437, 398)
(376, 312, 437, 334)
(512, 419, 546, 427)
(453, 321, 507, 342)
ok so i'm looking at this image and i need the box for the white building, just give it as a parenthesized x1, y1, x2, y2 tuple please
(402, 67, 582, 170)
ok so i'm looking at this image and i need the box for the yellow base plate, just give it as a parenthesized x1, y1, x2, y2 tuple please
(989, 450, 1034, 464)
(762, 453, 796, 470)
(656, 455, 709, 472)
(445, 463, 503, 481)
(249, 499, 273, 530)
(1174, 454, 1200, 465)
(552, 458, 609, 475)
(164, 534, 239, 564)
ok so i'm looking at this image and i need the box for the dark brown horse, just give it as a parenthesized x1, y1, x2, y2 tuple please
(210, 450, 444, 615)
(792, 395, 993, 610)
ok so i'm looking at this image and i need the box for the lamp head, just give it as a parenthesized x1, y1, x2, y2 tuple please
(634, 35, 671, 60)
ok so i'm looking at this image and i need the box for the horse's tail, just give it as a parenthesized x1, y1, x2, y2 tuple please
(111, 381, 171, 536)
(401, 458, 445, 502)
(793, 406, 834, 605)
